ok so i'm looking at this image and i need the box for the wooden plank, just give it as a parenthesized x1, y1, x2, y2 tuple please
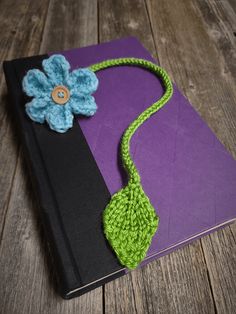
(143, 242, 215, 314)
(98, 0, 156, 57)
(103, 270, 147, 314)
(0, 0, 50, 240)
(192, 1, 236, 312)
(193, 0, 236, 96)
(105, 242, 215, 314)
(0, 0, 102, 313)
(146, 0, 236, 312)
(201, 226, 236, 313)
(40, 0, 98, 52)
(99, 1, 215, 313)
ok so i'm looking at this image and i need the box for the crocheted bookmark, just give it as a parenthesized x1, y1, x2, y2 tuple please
(22, 55, 173, 270)
(90, 58, 173, 269)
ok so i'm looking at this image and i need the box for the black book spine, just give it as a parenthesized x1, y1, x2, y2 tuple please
(3, 55, 124, 299)
(3, 59, 81, 298)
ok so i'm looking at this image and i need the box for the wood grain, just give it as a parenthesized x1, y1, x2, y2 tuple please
(104, 242, 215, 314)
(0, 0, 50, 241)
(99, 0, 156, 57)
(143, 242, 215, 314)
(40, 0, 98, 52)
(0, 0, 236, 313)
(201, 227, 236, 313)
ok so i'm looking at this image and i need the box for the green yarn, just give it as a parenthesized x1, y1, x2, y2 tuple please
(90, 58, 173, 269)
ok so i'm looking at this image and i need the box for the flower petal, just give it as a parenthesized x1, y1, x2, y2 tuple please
(22, 69, 51, 98)
(69, 68, 98, 95)
(45, 104, 73, 133)
(69, 95, 97, 116)
(25, 98, 49, 123)
(42, 54, 70, 85)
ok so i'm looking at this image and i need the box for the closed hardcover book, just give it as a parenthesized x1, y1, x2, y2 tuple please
(3, 37, 236, 299)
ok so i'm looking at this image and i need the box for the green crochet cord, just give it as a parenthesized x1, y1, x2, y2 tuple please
(89, 58, 173, 269)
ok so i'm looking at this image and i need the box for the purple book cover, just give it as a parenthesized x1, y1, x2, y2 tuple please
(3, 37, 236, 298)
(51, 37, 236, 268)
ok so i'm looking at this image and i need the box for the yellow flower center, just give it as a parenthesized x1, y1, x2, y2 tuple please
(51, 85, 70, 105)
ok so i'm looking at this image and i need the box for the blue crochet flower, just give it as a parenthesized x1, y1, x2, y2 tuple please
(22, 54, 98, 133)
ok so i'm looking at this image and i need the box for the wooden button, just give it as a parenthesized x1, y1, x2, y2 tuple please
(51, 85, 70, 105)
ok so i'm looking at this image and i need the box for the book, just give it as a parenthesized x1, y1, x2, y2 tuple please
(3, 37, 236, 299)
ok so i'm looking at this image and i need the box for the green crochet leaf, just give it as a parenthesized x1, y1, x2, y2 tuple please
(103, 182, 159, 269)
(92, 58, 173, 269)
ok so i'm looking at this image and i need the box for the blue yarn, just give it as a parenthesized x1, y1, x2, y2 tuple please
(22, 54, 98, 133)
(45, 104, 74, 133)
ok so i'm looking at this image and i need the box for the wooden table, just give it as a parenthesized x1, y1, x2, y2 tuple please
(0, 1, 235, 313)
